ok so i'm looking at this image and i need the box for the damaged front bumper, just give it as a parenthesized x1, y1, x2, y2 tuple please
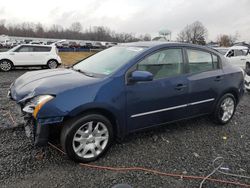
(8, 85, 63, 146)
(25, 118, 50, 146)
(22, 114, 64, 146)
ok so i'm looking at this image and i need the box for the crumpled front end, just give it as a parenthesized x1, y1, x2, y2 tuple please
(8, 81, 64, 146)
(8, 68, 101, 146)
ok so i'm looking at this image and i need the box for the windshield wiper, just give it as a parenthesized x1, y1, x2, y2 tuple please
(72, 68, 94, 77)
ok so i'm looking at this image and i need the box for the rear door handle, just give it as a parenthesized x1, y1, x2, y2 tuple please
(241, 59, 246, 61)
(175, 84, 187, 90)
(214, 76, 223, 81)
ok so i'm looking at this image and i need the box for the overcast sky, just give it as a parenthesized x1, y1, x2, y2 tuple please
(0, 0, 250, 41)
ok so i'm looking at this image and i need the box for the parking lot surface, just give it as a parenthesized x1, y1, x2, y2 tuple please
(0, 70, 250, 188)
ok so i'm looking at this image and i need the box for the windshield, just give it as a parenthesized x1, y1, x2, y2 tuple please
(73, 46, 145, 75)
(8, 45, 20, 52)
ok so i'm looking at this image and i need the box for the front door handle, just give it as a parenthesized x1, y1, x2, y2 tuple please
(214, 76, 223, 81)
(175, 84, 187, 90)
(241, 59, 246, 61)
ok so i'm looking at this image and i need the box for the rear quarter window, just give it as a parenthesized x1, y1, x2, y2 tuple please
(33, 46, 52, 52)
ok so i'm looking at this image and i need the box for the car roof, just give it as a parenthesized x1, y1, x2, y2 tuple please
(19, 44, 53, 47)
(229, 45, 248, 50)
(120, 41, 220, 55)
(120, 41, 214, 50)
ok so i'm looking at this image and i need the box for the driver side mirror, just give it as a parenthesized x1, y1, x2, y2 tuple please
(129, 70, 153, 83)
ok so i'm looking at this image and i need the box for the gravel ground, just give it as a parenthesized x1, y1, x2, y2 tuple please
(0, 70, 250, 188)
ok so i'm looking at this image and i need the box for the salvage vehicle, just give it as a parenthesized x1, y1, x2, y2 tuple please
(0, 44, 62, 71)
(8, 42, 245, 162)
(214, 46, 250, 91)
(214, 46, 250, 70)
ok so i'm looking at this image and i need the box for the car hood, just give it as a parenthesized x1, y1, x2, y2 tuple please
(10, 68, 101, 102)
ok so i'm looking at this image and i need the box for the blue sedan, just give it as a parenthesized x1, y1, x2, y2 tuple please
(9, 42, 245, 162)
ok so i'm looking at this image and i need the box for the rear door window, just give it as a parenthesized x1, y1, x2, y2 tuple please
(187, 49, 214, 73)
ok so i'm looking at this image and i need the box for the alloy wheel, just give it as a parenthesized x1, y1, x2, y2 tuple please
(48, 60, 58, 69)
(220, 97, 235, 122)
(0, 61, 12, 71)
(72, 121, 109, 159)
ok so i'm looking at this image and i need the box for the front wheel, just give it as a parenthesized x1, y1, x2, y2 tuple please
(213, 94, 236, 125)
(60, 114, 113, 163)
(0, 60, 13, 71)
(47, 60, 58, 69)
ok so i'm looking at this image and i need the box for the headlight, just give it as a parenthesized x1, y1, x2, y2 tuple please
(23, 95, 54, 118)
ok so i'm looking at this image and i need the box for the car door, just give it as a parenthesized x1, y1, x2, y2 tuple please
(185, 48, 224, 116)
(235, 49, 249, 69)
(226, 49, 245, 68)
(126, 48, 189, 131)
(13, 45, 34, 65)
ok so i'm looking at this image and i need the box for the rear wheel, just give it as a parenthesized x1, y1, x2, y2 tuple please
(47, 60, 58, 69)
(213, 93, 236, 125)
(60, 114, 113, 163)
(0, 60, 12, 72)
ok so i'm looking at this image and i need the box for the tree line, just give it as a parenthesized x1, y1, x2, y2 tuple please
(0, 20, 151, 43)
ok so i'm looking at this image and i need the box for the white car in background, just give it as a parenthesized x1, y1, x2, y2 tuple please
(215, 46, 250, 69)
(215, 46, 250, 91)
(0, 44, 62, 71)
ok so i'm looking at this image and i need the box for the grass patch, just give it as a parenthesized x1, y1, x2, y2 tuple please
(59, 52, 96, 66)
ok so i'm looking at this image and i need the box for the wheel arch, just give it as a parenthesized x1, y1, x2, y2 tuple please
(0, 58, 14, 66)
(220, 88, 239, 104)
(65, 107, 120, 139)
(47, 59, 59, 64)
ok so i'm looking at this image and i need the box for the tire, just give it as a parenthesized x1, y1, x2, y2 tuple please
(0, 60, 13, 72)
(60, 114, 114, 163)
(47, 60, 58, 69)
(213, 93, 236, 125)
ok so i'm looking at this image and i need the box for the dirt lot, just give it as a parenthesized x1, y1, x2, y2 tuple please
(0, 70, 250, 188)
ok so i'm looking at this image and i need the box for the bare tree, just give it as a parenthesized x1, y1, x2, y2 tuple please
(217, 33, 239, 47)
(139, 34, 151, 41)
(177, 21, 208, 45)
(70, 22, 82, 33)
(35, 23, 45, 37)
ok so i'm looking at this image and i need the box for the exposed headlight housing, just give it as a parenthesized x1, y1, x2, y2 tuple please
(23, 95, 54, 118)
